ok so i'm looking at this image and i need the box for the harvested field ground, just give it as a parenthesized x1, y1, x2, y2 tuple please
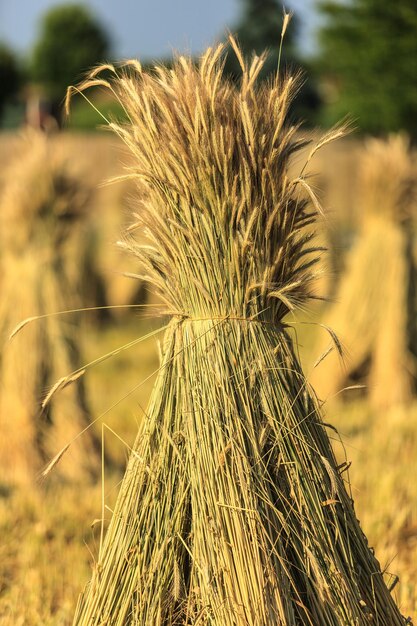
(0, 133, 415, 623)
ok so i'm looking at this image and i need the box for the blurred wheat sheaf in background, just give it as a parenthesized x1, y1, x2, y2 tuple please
(0, 127, 416, 623)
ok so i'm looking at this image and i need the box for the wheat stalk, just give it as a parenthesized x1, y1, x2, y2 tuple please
(69, 43, 406, 625)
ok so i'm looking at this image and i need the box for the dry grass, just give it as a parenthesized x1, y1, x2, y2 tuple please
(0, 484, 103, 626)
(1, 325, 416, 624)
(64, 42, 407, 625)
(0, 317, 160, 626)
(329, 400, 417, 616)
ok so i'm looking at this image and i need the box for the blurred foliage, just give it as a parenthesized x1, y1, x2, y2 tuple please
(224, 0, 321, 124)
(0, 42, 21, 118)
(30, 4, 110, 105)
(318, 0, 417, 137)
(65, 92, 127, 131)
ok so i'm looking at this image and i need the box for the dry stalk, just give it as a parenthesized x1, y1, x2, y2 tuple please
(69, 44, 407, 625)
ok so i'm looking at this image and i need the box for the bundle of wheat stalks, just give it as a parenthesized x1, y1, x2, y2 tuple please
(312, 135, 417, 409)
(69, 43, 407, 624)
(0, 131, 100, 484)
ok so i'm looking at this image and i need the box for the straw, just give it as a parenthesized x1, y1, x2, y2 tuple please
(312, 135, 417, 409)
(70, 44, 407, 624)
(0, 131, 100, 484)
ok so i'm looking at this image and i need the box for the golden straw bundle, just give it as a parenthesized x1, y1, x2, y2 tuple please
(70, 43, 406, 624)
(312, 135, 417, 408)
(0, 131, 100, 484)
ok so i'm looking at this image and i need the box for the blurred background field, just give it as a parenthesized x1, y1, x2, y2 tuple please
(0, 132, 415, 623)
(0, 0, 417, 623)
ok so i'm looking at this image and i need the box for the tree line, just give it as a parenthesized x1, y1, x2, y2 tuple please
(1, 0, 417, 136)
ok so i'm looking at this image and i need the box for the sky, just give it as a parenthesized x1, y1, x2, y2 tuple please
(0, 0, 319, 61)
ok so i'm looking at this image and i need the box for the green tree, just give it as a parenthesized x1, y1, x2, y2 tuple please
(31, 3, 110, 103)
(0, 42, 20, 118)
(318, 0, 417, 136)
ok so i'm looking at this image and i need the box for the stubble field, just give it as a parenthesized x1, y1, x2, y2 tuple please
(0, 132, 415, 624)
